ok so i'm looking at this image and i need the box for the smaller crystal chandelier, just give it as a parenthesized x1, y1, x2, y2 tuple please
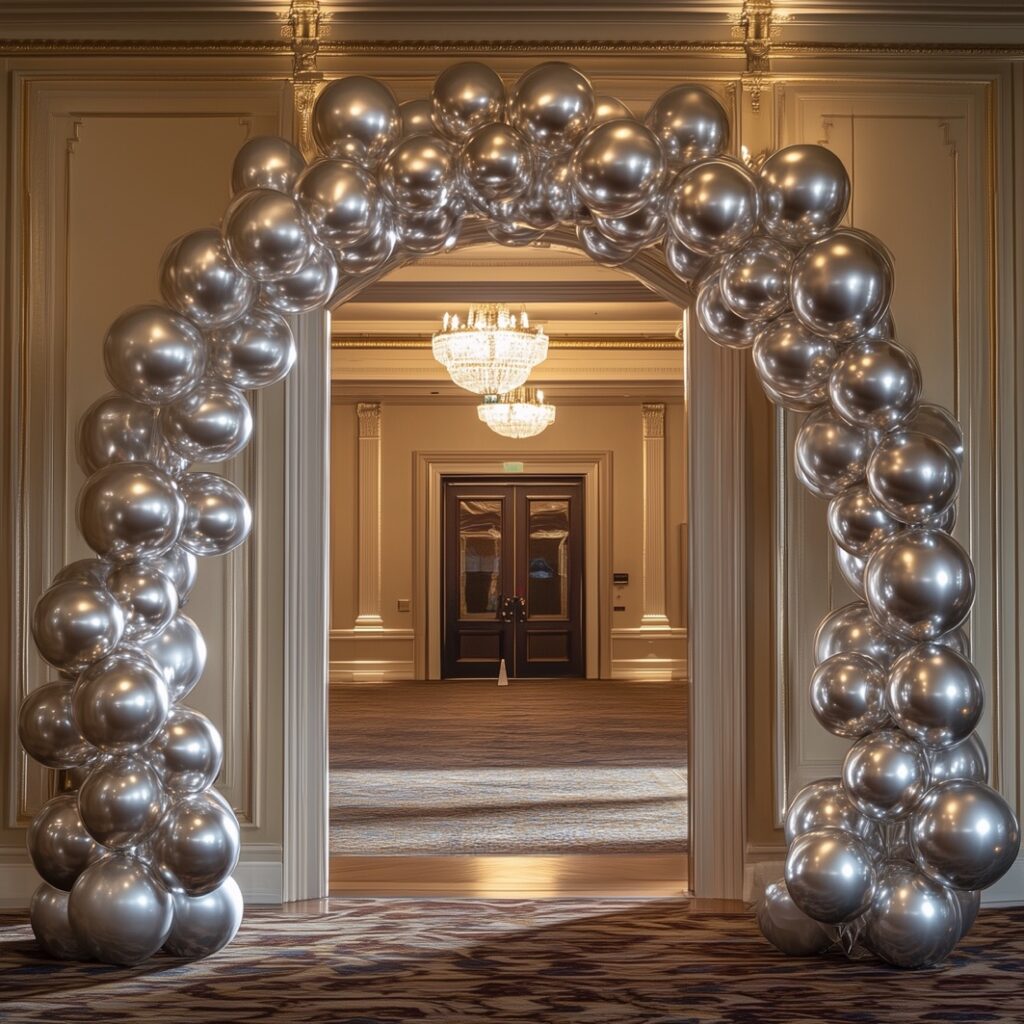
(478, 387, 556, 439)
(432, 304, 548, 395)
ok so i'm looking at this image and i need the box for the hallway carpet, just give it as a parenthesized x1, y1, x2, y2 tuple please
(1, 899, 1022, 1023)
(329, 679, 687, 856)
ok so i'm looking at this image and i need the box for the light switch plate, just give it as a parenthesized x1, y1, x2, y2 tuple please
(397, 598, 411, 612)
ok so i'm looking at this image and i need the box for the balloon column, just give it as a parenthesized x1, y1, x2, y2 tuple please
(19, 61, 1018, 967)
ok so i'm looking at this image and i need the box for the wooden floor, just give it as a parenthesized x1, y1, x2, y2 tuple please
(329, 678, 689, 897)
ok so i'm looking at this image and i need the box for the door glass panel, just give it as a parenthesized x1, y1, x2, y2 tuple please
(459, 499, 502, 618)
(527, 498, 569, 619)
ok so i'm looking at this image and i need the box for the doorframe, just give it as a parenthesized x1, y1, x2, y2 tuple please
(423, 458, 606, 680)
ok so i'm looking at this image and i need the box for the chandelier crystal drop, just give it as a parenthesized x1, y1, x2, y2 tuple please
(432, 303, 549, 395)
(478, 387, 557, 439)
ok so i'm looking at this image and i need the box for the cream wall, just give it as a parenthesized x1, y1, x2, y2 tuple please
(328, 398, 687, 681)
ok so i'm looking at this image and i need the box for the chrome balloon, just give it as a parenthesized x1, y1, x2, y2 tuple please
(146, 546, 198, 606)
(827, 483, 901, 558)
(164, 876, 244, 959)
(759, 144, 850, 246)
(150, 792, 241, 896)
(69, 854, 173, 965)
(575, 223, 639, 269)
(259, 244, 339, 314)
(842, 728, 929, 821)
(829, 338, 922, 432)
(901, 402, 964, 464)
(866, 430, 959, 525)
(957, 889, 982, 939)
(333, 217, 397, 275)
(18, 680, 94, 769)
(380, 134, 456, 214)
(139, 612, 207, 702)
(78, 755, 165, 849)
(644, 84, 729, 169)
(752, 315, 837, 411)
(593, 205, 665, 249)
(395, 206, 462, 256)
(785, 778, 880, 850)
(431, 61, 505, 141)
(149, 707, 223, 796)
(756, 879, 836, 957)
(160, 228, 256, 330)
(77, 462, 184, 563)
(814, 601, 904, 669)
(507, 62, 595, 153)
(293, 158, 381, 249)
(785, 828, 877, 924)
(793, 406, 874, 499)
(207, 307, 296, 390)
(76, 392, 160, 475)
(224, 188, 313, 283)
(460, 122, 534, 205)
(311, 75, 400, 163)
(719, 237, 792, 321)
(695, 269, 761, 350)
(863, 860, 961, 968)
(104, 304, 206, 406)
(106, 562, 178, 642)
(927, 732, 989, 785)
(178, 472, 253, 557)
(399, 98, 433, 138)
(834, 544, 867, 595)
(809, 653, 889, 738)
(592, 95, 635, 125)
(664, 235, 708, 289)
(790, 229, 894, 342)
(230, 135, 305, 195)
(570, 119, 665, 218)
(161, 379, 253, 463)
(27, 793, 102, 891)
(32, 579, 125, 673)
(31, 883, 88, 960)
(666, 157, 760, 257)
(910, 780, 1021, 891)
(53, 557, 112, 587)
(864, 528, 975, 641)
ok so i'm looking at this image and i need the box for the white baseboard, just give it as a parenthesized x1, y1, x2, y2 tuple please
(329, 660, 415, 683)
(610, 658, 687, 681)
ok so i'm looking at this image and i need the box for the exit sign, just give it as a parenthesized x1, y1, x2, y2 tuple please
(502, 461, 525, 473)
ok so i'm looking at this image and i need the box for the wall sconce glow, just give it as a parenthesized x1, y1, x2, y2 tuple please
(478, 387, 556, 439)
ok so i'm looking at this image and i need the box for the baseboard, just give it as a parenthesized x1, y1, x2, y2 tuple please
(609, 658, 687, 681)
(981, 855, 1024, 906)
(329, 660, 415, 683)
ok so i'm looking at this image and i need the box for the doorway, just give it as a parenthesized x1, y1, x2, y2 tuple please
(443, 476, 584, 679)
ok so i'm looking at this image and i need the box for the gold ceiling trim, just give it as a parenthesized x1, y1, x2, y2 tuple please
(331, 335, 682, 351)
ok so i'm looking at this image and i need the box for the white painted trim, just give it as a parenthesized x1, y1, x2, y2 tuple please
(641, 403, 671, 627)
(354, 402, 384, 629)
(329, 660, 415, 683)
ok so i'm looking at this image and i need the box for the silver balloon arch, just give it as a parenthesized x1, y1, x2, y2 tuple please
(20, 61, 1020, 968)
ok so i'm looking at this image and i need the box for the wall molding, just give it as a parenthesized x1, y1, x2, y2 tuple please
(354, 402, 384, 629)
(641, 403, 671, 627)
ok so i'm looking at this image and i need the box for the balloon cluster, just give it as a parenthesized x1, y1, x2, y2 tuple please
(20, 61, 1018, 968)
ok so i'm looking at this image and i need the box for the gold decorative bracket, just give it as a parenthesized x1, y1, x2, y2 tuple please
(286, 0, 324, 157)
(732, 0, 786, 114)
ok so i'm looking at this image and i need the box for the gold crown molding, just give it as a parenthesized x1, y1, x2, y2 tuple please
(0, 38, 292, 55)
(331, 335, 682, 350)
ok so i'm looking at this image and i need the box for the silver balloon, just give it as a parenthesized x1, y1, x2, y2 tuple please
(53, 557, 112, 587)
(207, 307, 296, 390)
(927, 732, 988, 785)
(231, 135, 305, 195)
(19, 680, 93, 768)
(106, 562, 178, 642)
(77, 462, 184, 563)
(431, 62, 505, 141)
(827, 483, 901, 558)
(791, 229, 894, 342)
(259, 244, 339, 314)
(570, 119, 665, 218)
(312, 75, 400, 163)
(576, 222, 639, 269)
(957, 889, 981, 939)
(146, 546, 198, 606)
(333, 217, 397, 275)
(224, 188, 314, 283)
(460, 122, 534, 205)
(508, 62, 595, 153)
(644, 84, 729, 169)
(140, 612, 206, 702)
(32, 579, 125, 673)
(752, 315, 837, 411)
(829, 339, 922, 432)
(592, 95, 635, 125)
(887, 643, 983, 749)
(901, 403, 964, 465)
(150, 792, 240, 896)
(793, 406, 874, 499)
(69, 854, 173, 965)
(866, 430, 959, 526)
(785, 778, 880, 851)
(380, 134, 456, 214)
(395, 206, 462, 256)
(843, 728, 929, 821)
(910, 780, 1021, 890)
(73, 651, 169, 753)
(178, 472, 253, 557)
(593, 205, 665, 249)
(864, 860, 961, 968)
(719, 237, 792, 321)
(78, 755, 165, 849)
(149, 707, 223, 796)
(164, 876, 243, 959)
(161, 379, 253, 463)
(104, 304, 206, 406)
(487, 220, 549, 247)
(400, 98, 434, 138)
(785, 827, 877, 924)
(293, 158, 381, 249)
(695, 269, 761, 350)
(864, 528, 975, 641)
(76, 392, 160, 475)
(664, 235, 708, 289)
(31, 883, 88, 960)
(160, 228, 256, 330)
(759, 145, 851, 246)
(810, 653, 889, 738)
(28, 793, 102, 891)
(666, 158, 760, 257)
(814, 601, 904, 669)
(756, 878, 836, 956)
(834, 544, 867, 595)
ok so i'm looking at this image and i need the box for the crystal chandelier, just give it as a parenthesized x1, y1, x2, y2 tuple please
(478, 387, 556, 439)
(432, 304, 548, 395)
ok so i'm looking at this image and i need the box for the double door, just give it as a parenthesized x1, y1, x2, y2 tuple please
(443, 477, 584, 679)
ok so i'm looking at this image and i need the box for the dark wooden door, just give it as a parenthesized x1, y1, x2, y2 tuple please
(443, 477, 584, 679)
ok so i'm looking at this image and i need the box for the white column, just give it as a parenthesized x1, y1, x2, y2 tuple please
(641, 403, 671, 627)
(355, 402, 384, 629)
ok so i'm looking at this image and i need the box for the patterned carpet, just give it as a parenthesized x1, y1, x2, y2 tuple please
(2, 899, 1022, 1023)
(330, 680, 688, 856)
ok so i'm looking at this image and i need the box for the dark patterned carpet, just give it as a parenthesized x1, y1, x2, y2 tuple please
(2, 899, 1023, 1023)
